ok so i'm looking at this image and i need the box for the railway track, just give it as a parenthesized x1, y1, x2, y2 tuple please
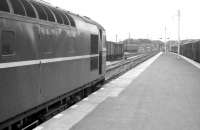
(20, 52, 158, 130)
(105, 52, 157, 82)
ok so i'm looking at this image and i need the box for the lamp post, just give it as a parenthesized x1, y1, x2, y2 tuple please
(178, 10, 181, 56)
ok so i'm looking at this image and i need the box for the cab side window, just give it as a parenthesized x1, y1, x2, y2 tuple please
(90, 34, 99, 71)
(90, 34, 99, 54)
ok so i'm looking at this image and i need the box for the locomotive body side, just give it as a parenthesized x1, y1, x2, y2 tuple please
(0, 0, 106, 128)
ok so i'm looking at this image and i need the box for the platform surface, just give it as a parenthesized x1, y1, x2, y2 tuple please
(36, 53, 200, 130)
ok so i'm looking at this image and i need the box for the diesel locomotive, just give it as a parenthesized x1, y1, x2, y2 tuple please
(0, 0, 106, 129)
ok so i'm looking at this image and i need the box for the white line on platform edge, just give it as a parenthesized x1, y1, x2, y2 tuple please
(34, 52, 162, 130)
(33, 126, 43, 130)
(180, 55, 200, 69)
(70, 105, 78, 109)
(53, 114, 63, 119)
(83, 98, 88, 101)
(93, 92, 97, 95)
(172, 52, 200, 69)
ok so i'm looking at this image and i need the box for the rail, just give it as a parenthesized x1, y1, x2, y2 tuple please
(105, 52, 158, 81)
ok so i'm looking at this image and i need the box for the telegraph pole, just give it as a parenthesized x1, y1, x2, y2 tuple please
(165, 26, 167, 52)
(178, 10, 181, 55)
(128, 32, 131, 51)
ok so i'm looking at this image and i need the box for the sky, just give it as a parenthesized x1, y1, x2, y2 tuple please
(45, 0, 200, 42)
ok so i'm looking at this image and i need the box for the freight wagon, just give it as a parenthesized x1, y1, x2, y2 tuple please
(106, 41, 124, 61)
(170, 40, 200, 63)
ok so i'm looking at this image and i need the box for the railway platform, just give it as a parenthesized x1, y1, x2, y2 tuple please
(35, 52, 200, 130)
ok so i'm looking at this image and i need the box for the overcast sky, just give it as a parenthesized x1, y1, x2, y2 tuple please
(45, 0, 200, 42)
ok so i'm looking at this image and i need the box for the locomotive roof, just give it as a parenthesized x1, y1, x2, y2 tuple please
(0, 0, 105, 30)
(30, 0, 105, 30)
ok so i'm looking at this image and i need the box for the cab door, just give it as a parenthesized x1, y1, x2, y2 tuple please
(98, 29, 103, 75)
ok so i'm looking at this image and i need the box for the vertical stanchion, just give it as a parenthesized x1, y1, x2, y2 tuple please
(178, 10, 181, 56)
(165, 26, 167, 53)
